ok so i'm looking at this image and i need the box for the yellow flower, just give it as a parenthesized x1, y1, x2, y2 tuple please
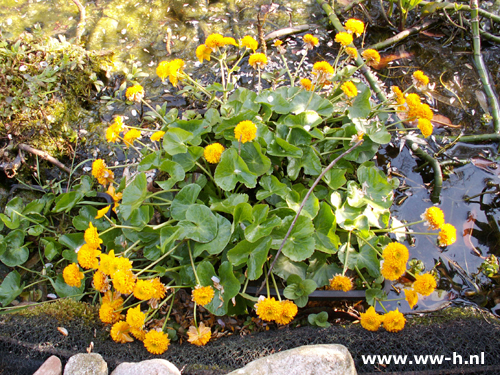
(106, 186, 122, 213)
(300, 78, 313, 91)
(98, 250, 116, 276)
(109, 256, 133, 277)
(381, 260, 406, 281)
(123, 128, 141, 147)
(391, 86, 405, 105)
(413, 70, 429, 87)
(152, 277, 167, 299)
(187, 322, 212, 346)
(205, 33, 225, 49)
(345, 47, 358, 59)
(196, 44, 212, 63)
(274, 300, 298, 325)
(360, 306, 383, 331)
(361, 49, 381, 67)
(234, 120, 257, 143)
(111, 321, 133, 343)
(248, 53, 268, 69)
(408, 102, 433, 121)
(150, 131, 165, 142)
(102, 290, 124, 306)
(77, 243, 101, 270)
(413, 273, 437, 296)
(125, 84, 144, 102)
(273, 40, 283, 47)
(92, 270, 110, 293)
(241, 35, 258, 51)
(166, 59, 185, 86)
(421, 206, 445, 230)
(95, 205, 110, 219)
(303, 34, 319, 49)
(335, 32, 353, 46)
(144, 329, 170, 354)
(99, 301, 123, 324)
(404, 289, 418, 309)
(156, 61, 170, 82)
(126, 305, 146, 329)
(438, 223, 457, 246)
(84, 222, 103, 250)
(133, 279, 156, 301)
(130, 327, 146, 341)
(92, 159, 106, 180)
(405, 93, 421, 108)
(383, 309, 405, 332)
(203, 143, 225, 164)
(112, 269, 136, 294)
(312, 61, 334, 77)
(223, 37, 238, 46)
(106, 117, 123, 143)
(382, 242, 409, 265)
(63, 263, 84, 288)
(192, 285, 215, 306)
(329, 275, 353, 292)
(341, 81, 358, 98)
(255, 296, 282, 322)
(345, 18, 365, 37)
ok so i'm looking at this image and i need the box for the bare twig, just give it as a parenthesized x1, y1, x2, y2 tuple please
(18, 144, 71, 173)
(256, 139, 364, 295)
(264, 25, 319, 41)
(367, 20, 436, 50)
(70, 0, 86, 43)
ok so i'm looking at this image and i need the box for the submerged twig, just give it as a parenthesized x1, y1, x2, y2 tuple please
(420, 1, 500, 24)
(317, 0, 443, 202)
(256, 139, 364, 295)
(18, 144, 71, 173)
(367, 20, 436, 50)
(70, 0, 86, 43)
(470, 0, 500, 133)
(264, 25, 319, 42)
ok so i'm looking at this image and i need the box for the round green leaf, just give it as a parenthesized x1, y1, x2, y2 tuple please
(178, 205, 218, 243)
(0, 230, 28, 267)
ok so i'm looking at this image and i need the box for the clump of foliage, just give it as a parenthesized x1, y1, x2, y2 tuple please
(0, 22, 462, 354)
(0, 25, 111, 153)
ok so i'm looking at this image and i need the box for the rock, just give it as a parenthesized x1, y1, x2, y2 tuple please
(227, 344, 357, 375)
(33, 356, 62, 375)
(110, 359, 181, 375)
(63, 353, 108, 375)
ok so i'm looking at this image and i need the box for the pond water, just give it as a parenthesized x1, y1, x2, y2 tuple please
(1, 0, 500, 315)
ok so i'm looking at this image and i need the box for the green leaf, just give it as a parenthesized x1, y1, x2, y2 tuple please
(284, 276, 317, 307)
(287, 146, 322, 180)
(52, 191, 84, 213)
(272, 255, 308, 280)
(239, 141, 271, 176)
(347, 84, 371, 119)
(227, 237, 271, 280)
(28, 225, 44, 236)
(343, 125, 379, 163)
(308, 311, 331, 327)
(0, 230, 28, 267)
(279, 110, 323, 130)
(271, 216, 315, 262)
(156, 160, 185, 190)
(307, 253, 342, 288)
(255, 87, 297, 114)
(245, 215, 281, 243)
(160, 226, 182, 254)
(197, 261, 240, 316)
(73, 206, 111, 231)
(178, 205, 218, 243)
(214, 148, 257, 191)
(224, 87, 261, 113)
(138, 150, 163, 171)
(170, 119, 208, 145)
(289, 91, 334, 116)
(366, 288, 387, 306)
(268, 137, 303, 158)
(58, 233, 85, 251)
(42, 238, 61, 261)
(210, 194, 249, 214)
(163, 127, 193, 155)
(49, 274, 84, 300)
(120, 173, 148, 220)
(170, 183, 202, 220)
(322, 168, 347, 190)
(172, 146, 204, 172)
(193, 214, 232, 256)
(357, 240, 381, 278)
(356, 161, 394, 209)
(0, 198, 24, 229)
(0, 271, 24, 307)
(286, 184, 320, 219)
(232, 202, 253, 233)
(314, 202, 340, 254)
(256, 175, 291, 201)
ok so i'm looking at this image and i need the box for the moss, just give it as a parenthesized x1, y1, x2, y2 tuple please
(405, 306, 495, 327)
(16, 298, 99, 325)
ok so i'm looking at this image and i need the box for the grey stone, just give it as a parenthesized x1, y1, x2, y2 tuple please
(227, 344, 357, 375)
(110, 359, 181, 375)
(63, 353, 108, 375)
(33, 356, 62, 375)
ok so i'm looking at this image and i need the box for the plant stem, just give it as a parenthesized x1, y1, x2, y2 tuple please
(188, 241, 201, 286)
(136, 241, 184, 276)
(270, 271, 281, 302)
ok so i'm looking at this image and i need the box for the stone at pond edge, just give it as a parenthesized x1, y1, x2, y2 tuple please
(227, 344, 357, 375)
(110, 359, 181, 375)
(63, 353, 108, 375)
(33, 355, 62, 375)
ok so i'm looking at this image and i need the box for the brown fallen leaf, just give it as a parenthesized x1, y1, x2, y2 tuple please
(372, 51, 414, 70)
(431, 114, 461, 128)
